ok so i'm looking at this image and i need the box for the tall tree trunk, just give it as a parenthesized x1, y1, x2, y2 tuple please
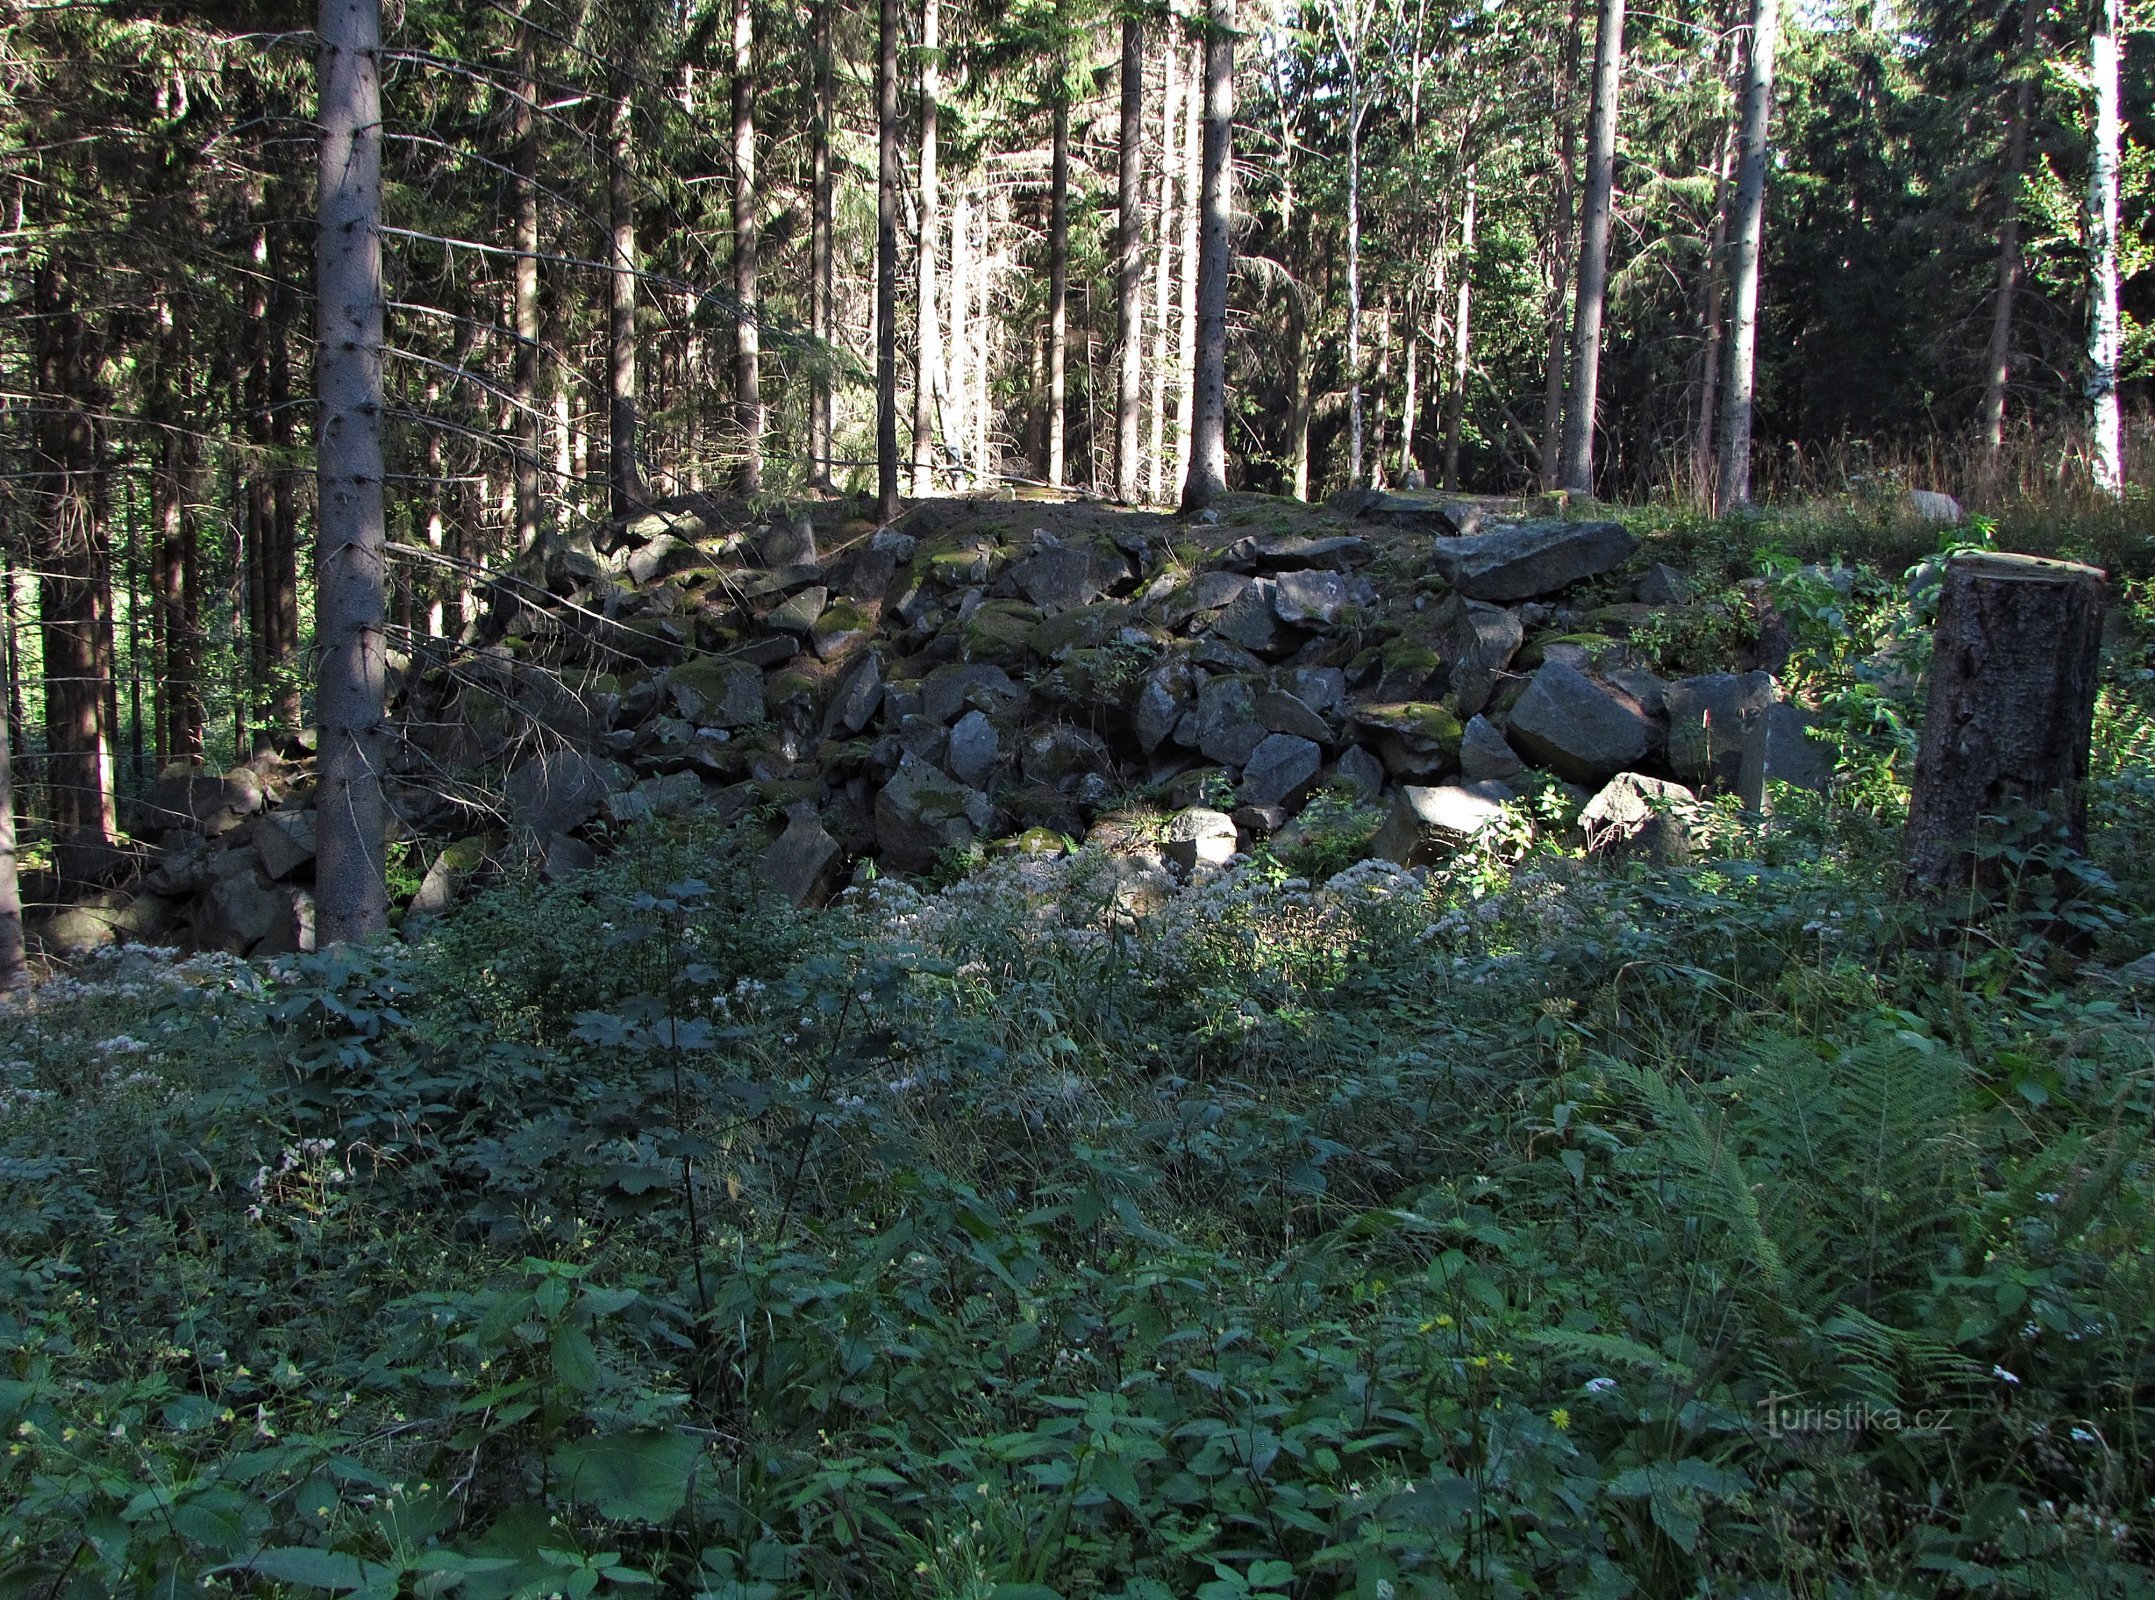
(151, 294, 203, 767)
(876, 0, 902, 521)
(811, 0, 835, 487)
(2086, 0, 2123, 499)
(265, 229, 303, 735)
(1399, 288, 1421, 483)
(949, 189, 972, 483)
(1114, 11, 1146, 503)
(1179, 0, 1234, 514)
(315, 0, 391, 944)
(0, 710, 22, 990)
(1541, 0, 1584, 488)
(32, 257, 117, 889)
(1346, 90, 1365, 486)
(1560, 0, 1624, 495)
(911, 0, 941, 495)
(1047, 84, 1071, 487)
(1444, 170, 1477, 490)
(1689, 95, 1735, 502)
(1174, 34, 1201, 496)
(1977, 0, 2043, 497)
(1149, 43, 1180, 502)
(606, 64, 644, 522)
(1714, 0, 1779, 513)
(512, 0, 543, 552)
(733, 0, 763, 493)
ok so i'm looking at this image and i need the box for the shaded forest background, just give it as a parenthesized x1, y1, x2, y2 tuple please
(0, 0, 2149, 849)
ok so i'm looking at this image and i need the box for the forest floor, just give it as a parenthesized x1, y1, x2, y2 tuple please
(3, 496, 2154, 1598)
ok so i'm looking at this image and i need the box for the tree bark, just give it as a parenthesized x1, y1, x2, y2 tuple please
(949, 188, 972, 483)
(1689, 89, 1735, 503)
(0, 710, 23, 991)
(1345, 81, 1365, 486)
(265, 224, 304, 736)
(1174, 34, 1201, 497)
(1179, 0, 1234, 514)
(606, 64, 644, 522)
(512, 1, 543, 551)
(1114, 11, 1146, 503)
(151, 294, 203, 766)
(876, 0, 902, 521)
(1150, 42, 1180, 502)
(2086, 0, 2123, 499)
(31, 256, 117, 889)
(1976, 0, 2042, 497)
(1713, 0, 1779, 514)
(1905, 554, 2106, 898)
(1047, 85, 1071, 488)
(1399, 285, 1420, 484)
(1559, 0, 1624, 495)
(1444, 169, 1477, 490)
(1540, 0, 1584, 490)
(733, 0, 763, 494)
(811, 0, 835, 487)
(910, 0, 940, 495)
(315, 0, 391, 944)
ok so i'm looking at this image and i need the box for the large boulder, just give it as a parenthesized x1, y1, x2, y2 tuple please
(1272, 569, 1354, 627)
(254, 810, 317, 881)
(1010, 540, 1109, 613)
(1369, 781, 1516, 865)
(1346, 702, 1464, 780)
(1132, 661, 1195, 754)
(1458, 714, 1525, 782)
(1019, 724, 1112, 791)
(1256, 689, 1332, 743)
(1239, 733, 1323, 808)
(946, 709, 1000, 787)
(1739, 701, 1832, 807)
(1505, 661, 1657, 782)
(823, 653, 884, 737)
(1212, 579, 1293, 656)
(874, 752, 992, 873)
(1221, 532, 1371, 571)
(1430, 595, 1525, 716)
(669, 657, 767, 727)
(1429, 518, 1637, 602)
(759, 803, 843, 907)
(1195, 677, 1267, 766)
(922, 661, 1021, 723)
(1579, 772, 1696, 862)
(505, 750, 629, 836)
(1162, 806, 1239, 873)
(1663, 671, 1776, 793)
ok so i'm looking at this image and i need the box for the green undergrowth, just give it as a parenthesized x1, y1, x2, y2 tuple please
(4, 540, 2155, 1597)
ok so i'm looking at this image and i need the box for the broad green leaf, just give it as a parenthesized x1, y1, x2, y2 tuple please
(550, 1427, 703, 1521)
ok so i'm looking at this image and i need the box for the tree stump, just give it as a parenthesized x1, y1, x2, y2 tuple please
(1904, 552, 2107, 896)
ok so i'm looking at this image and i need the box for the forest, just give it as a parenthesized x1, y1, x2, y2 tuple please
(2, 0, 2155, 1594)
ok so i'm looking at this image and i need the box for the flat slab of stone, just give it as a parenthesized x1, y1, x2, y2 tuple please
(1429, 518, 1637, 602)
(1239, 733, 1323, 808)
(1222, 532, 1371, 571)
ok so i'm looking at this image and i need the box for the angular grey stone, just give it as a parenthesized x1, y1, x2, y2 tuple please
(202, 868, 286, 954)
(1504, 661, 1656, 782)
(1213, 578, 1292, 655)
(1272, 569, 1353, 626)
(758, 515, 819, 567)
(1239, 733, 1323, 808)
(627, 533, 708, 585)
(870, 527, 919, 560)
(947, 709, 1000, 787)
(1664, 671, 1776, 793)
(1222, 532, 1371, 571)
(1606, 667, 1669, 717)
(824, 653, 885, 736)
(1580, 772, 1696, 862)
(1232, 803, 1289, 836)
(1634, 562, 1691, 605)
(1019, 724, 1111, 790)
(1011, 544, 1106, 613)
(409, 840, 487, 917)
(506, 750, 628, 835)
(252, 889, 316, 958)
(874, 752, 992, 873)
(1281, 666, 1347, 715)
(1738, 700, 1832, 809)
(1332, 744, 1386, 798)
(606, 771, 706, 826)
(670, 659, 767, 727)
(1430, 595, 1525, 716)
(1909, 489, 1962, 524)
(1162, 806, 1239, 872)
(1429, 518, 1637, 602)
(537, 831, 597, 880)
(255, 810, 316, 881)
(1256, 689, 1332, 743)
(1346, 703, 1464, 780)
(1370, 781, 1516, 865)
(1133, 662, 1194, 754)
(922, 661, 1020, 723)
(1459, 715, 1525, 782)
(760, 803, 842, 907)
(766, 585, 829, 634)
(1195, 677, 1267, 766)
(1434, 500, 1485, 537)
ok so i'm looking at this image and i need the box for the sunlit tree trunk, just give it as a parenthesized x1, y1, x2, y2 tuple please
(811, 0, 835, 487)
(1047, 82, 1070, 487)
(1115, 11, 1146, 503)
(607, 64, 643, 520)
(1175, 34, 1200, 497)
(1975, 0, 2042, 496)
(511, 0, 543, 551)
(0, 712, 22, 990)
(1180, 0, 1233, 513)
(1689, 90, 1735, 503)
(315, 0, 391, 943)
(1540, 0, 1583, 489)
(1444, 169, 1477, 490)
(1149, 43, 1179, 502)
(1560, 0, 1623, 495)
(1714, 0, 1779, 513)
(911, 0, 941, 495)
(2086, 0, 2123, 499)
(949, 189, 972, 484)
(733, 0, 763, 493)
(876, 0, 902, 520)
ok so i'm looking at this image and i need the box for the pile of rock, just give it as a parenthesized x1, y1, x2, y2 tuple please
(40, 488, 1833, 956)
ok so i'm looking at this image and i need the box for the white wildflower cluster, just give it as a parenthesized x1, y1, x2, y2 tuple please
(245, 1137, 349, 1223)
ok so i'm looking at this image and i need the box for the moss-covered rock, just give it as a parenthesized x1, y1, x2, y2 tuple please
(962, 600, 1041, 664)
